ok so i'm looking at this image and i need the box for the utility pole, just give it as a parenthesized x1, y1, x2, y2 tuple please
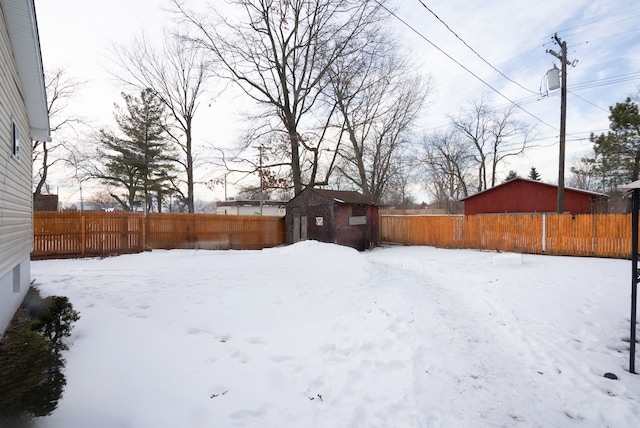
(547, 34, 573, 214)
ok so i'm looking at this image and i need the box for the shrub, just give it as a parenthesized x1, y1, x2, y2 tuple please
(0, 287, 79, 422)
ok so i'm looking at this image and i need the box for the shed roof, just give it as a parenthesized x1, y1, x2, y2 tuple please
(461, 178, 608, 201)
(311, 189, 375, 205)
(620, 180, 640, 197)
(2, 0, 50, 141)
(218, 199, 287, 207)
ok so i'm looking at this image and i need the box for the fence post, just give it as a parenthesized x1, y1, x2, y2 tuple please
(81, 214, 86, 256)
(142, 213, 147, 250)
(542, 213, 547, 253)
(121, 214, 128, 252)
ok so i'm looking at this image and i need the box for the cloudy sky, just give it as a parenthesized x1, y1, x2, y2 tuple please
(33, 0, 640, 204)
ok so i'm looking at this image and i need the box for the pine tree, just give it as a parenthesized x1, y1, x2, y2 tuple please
(503, 170, 518, 182)
(588, 97, 640, 192)
(97, 89, 178, 211)
(528, 167, 541, 181)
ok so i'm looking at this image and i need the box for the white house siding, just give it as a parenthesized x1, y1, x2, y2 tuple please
(0, 3, 36, 334)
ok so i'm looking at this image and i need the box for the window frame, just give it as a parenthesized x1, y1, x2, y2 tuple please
(11, 120, 20, 160)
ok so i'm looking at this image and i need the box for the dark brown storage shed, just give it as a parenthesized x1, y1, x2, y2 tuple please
(461, 178, 608, 215)
(286, 188, 379, 251)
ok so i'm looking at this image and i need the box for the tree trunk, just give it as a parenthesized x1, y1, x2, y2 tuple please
(33, 141, 48, 203)
(290, 131, 303, 195)
(186, 131, 195, 213)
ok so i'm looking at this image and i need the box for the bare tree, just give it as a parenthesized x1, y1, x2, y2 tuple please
(451, 95, 531, 192)
(110, 32, 209, 213)
(380, 150, 419, 209)
(33, 68, 85, 205)
(327, 31, 428, 203)
(173, 0, 386, 195)
(418, 131, 475, 207)
(568, 153, 597, 191)
(86, 190, 120, 211)
(487, 105, 531, 188)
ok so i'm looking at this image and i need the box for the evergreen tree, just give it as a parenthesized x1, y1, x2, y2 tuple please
(528, 166, 541, 181)
(503, 170, 518, 182)
(97, 89, 178, 211)
(589, 97, 640, 192)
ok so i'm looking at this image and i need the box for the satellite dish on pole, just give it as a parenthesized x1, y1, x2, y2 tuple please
(547, 65, 560, 91)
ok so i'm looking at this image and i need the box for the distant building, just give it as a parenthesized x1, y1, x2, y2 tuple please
(461, 178, 608, 215)
(34, 194, 59, 211)
(0, 0, 50, 334)
(216, 199, 286, 216)
(285, 188, 379, 251)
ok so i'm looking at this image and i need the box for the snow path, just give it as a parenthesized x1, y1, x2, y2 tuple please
(31, 242, 640, 427)
(365, 247, 638, 427)
(367, 255, 572, 425)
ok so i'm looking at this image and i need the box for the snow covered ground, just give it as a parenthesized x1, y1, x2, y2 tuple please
(31, 242, 640, 427)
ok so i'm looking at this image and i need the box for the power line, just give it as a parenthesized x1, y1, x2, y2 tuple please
(570, 71, 640, 91)
(576, 27, 640, 46)
(416, 0, 539, 95)
(376, 1, 558, 131)
(568, 90, 608, 113)
(557, 12, 640, 39)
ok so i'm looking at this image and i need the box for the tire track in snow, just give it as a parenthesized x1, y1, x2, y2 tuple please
(363, 255, 583, 427)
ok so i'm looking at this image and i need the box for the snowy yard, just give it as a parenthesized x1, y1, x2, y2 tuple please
(31, 242, 640, 427)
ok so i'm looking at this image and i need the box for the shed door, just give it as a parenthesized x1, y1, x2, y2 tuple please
(293, 216, 300, 243)
(300, 215, 308, 240)
(293, 215, 307, 242)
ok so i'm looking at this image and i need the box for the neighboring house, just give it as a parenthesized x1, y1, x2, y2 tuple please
(286, 188, 379, 251)
(216, 199, 286, 217)
(0, 0, 50, 335)
(461, 178, 608, 215)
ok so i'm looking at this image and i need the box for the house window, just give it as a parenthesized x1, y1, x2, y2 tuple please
(12, 121, 20, 159)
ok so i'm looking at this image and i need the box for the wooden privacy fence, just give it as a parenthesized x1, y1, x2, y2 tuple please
(33, 211, 636, 259)
(32, 211, 286, 259)
(380, 213, 634, 258)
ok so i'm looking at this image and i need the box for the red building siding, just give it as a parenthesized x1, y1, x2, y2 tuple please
(463, 179, 603, 215)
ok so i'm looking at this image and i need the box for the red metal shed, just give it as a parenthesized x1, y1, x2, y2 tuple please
(461, 178, 608, 215)
(285, 188, 379, 251)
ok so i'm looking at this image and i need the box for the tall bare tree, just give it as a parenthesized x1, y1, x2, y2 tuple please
(487, 105, 531, 188)
(33, 68, 84, 206)
(327, 32, 428, 203)
(110, 32, 209, 213)
(419, 131, 475, 206)
(174, 0, 386, 195)
(451, 95, 530, 192)
(380, 150, 419, 209)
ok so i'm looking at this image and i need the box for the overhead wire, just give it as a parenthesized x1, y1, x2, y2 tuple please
(568, 90, 609, 113)
(391, 1, 638, 150)
(570, 72, 640, 91)
(415, 0, 539, 96)
(557, 12, 640, 39)
(375, 1, 558, 131)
